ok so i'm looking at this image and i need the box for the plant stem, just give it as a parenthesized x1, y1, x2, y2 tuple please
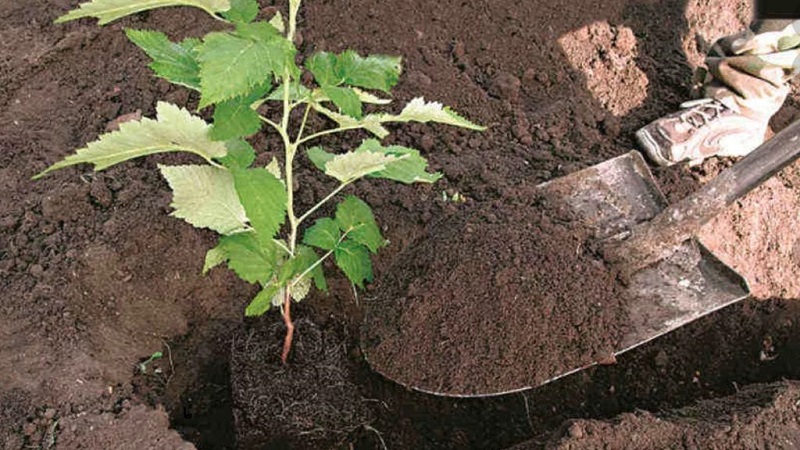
(297, 181, 350, 225)
(280, 288, 294, 363)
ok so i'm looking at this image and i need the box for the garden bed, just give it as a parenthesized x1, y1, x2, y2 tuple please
(3, 0, 800, 448)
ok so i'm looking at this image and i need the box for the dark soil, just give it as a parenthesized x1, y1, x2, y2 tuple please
(4, 0, 800, 449)
(230, 318, 372, 449)
(363, 195, 628, 396)
(515, 381, 800, 449)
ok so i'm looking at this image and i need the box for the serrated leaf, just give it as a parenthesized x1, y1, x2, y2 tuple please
(220, 232, 280, 283)
(197, 22, 296, 107)
(357, 139, 441, 184)
(306, 51, 401, 93)
(312, 104, 389, 139)
(334, 240, 372, 288)
(324, 151, 399, 183)
(321, 85, 362, 118)
(233, 168, 287, 241)
(291, 276, 311, 301)
(209, 83, 269, 140)
(306, 146, 334, 172)
(202, 244, 227, 274)
(159, 164, 249, 234)
(125, 29, 201, 90)
(221, 0, 257, 22)
(55, 0, 231, 25)
(35, 102, 226, 179)
(380, 97, 485, 131)
(268, 11, 285, 33)
(303, 218, 341, 251)
(337, 50, 401, 93)
(245, 282, 281, 316)
(335, 196, 385, 253)
(216, 139, 256, 169)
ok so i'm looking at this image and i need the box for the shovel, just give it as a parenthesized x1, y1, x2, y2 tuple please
(362, 119, 800, 397)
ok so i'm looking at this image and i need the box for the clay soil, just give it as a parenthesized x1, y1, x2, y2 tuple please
(4, 0, 800, 449)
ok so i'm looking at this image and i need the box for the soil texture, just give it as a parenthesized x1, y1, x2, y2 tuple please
(363, 196, 628, 396)
(4, 0, 800, 448)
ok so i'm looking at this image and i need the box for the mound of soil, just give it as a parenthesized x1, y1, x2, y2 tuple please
(230, 318, 373, 449)
(514, 381, 800, 449)
(363, 195, 628, 396)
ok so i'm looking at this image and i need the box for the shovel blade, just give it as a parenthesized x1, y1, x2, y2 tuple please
(537, 151, 749, 356)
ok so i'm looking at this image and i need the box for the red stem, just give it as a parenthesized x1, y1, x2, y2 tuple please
(281, 289, 294, 364)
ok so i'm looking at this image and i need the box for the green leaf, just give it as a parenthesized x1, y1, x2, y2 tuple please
(312, 104, 389, 138)
(221, 0, 258, 22)
(306, 146, 335, 172)
(334, 240, 372, 288)
(34, 102, 226, 179)
(55, 0, 231, 25)
(322, 85, 362, 118)
(267, 83, 312, 102)
(159, 164, 249, 234)
(306, 51, 401, 93)
(265, 157, 282, 181)
(357, 139, 441, 184)
(324, 150, 399, 183)
(202, 244, 227, 274)
(245, 282, 282, 316)
(296, 245, 327, 293)
(216, 139, 256, 169)
(197, 22, 296, 107)
(209, 83, 269, 140)
(303, 218, 341, 251)
(233, 168, 287, 240)
(125, 29, 201, 90)
(352, 87, 391, 105)
(380, 97, 485, 131)
(335, 196, 385, 253)
(337, 50, 401, 93)
(220, 233, 280, 283)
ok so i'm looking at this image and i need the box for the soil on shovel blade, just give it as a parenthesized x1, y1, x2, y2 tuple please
(363, 195, 629, 396)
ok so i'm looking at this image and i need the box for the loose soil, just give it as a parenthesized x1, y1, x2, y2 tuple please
(363, 195, 628, 396)
(4, 0, 800, 448)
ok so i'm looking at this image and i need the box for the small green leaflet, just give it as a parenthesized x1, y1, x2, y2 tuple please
(308, 141, 440, 184)
(159, 164, 249, 235)
(203, 245, 227, 274)
(210, 83, 270, 140)
(380, 97, 485, 131)
(335, 196, 385, 253)
(221, 0, 258, 23)
(312, 104, 389, 139)
(334, 240, 373, 288)
(55, 0, 231, 25)
(125, 30, 201, 90)
(34, 102, 226, 179)
(324, 151, 399, 183)
(245, 282, 281, 316)
(321, 85, 362, 119)
(303, 218, 341, 251)
(215, 233, 281, 284)
(306, 50, 401, 93)
(197, 21, 296, 107)
(357, 139, 441, 184)
(268, 12, 285, 33)
(295, 245, 327, 292)
(233, 168, 287, 241)
(216, 139, 256, 169)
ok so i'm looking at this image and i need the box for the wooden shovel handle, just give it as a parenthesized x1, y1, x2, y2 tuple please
(603, 119, 800, 274)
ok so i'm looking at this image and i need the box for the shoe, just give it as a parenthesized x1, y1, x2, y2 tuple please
(636, 98, 769, 166)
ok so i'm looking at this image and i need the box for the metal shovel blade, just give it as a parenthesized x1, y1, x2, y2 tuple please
(535, 151, 749, 359)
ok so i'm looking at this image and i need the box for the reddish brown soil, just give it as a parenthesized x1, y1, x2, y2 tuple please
(363, 196, 628, 396)
(3, 0, 800, 448)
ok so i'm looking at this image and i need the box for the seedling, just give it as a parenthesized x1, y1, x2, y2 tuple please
(138, 351, 164, 374)
(38, 0, 483, 362)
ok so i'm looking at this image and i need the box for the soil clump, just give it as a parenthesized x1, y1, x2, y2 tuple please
(363, 195, 629, 395)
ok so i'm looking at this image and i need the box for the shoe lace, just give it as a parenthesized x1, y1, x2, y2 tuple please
(678, 99, 727, 128)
